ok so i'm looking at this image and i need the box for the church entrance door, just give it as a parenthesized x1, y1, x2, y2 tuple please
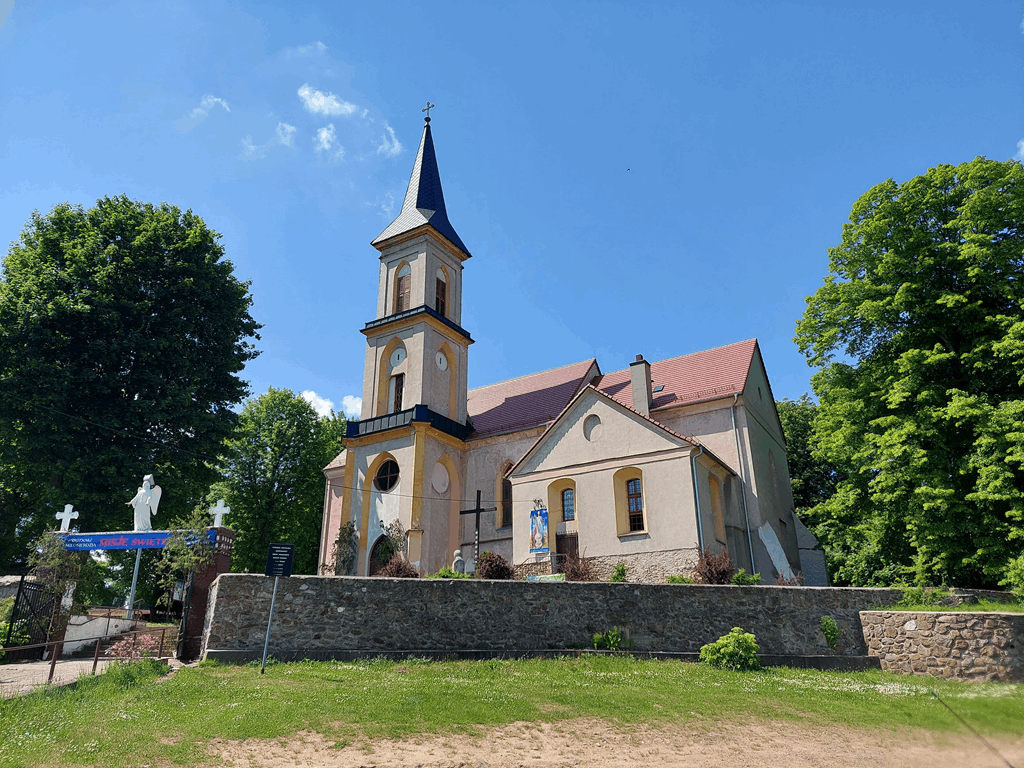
(555, 533, 579, 570)
(368, 536, 391, 575)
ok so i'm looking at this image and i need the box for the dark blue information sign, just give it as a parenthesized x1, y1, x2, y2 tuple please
(62, 529, 217, 551)
(265, 543, 295, 577)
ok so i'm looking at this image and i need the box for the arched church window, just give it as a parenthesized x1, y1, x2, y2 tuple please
(388, 373, 405, 413)
(626, 478, 644, 532)
(435, 268, 447, 317)
(374, 459, 400, 492)
(501, 477, 513, 527)
(561, 488, 575, 522)
(395, 264, 411, 313)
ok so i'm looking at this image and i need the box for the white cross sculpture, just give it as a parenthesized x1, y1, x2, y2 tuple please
(56, 504, 79, 532)
(210, 499, 230, 528)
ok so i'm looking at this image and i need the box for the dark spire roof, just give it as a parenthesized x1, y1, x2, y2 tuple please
(371, 121, 471, 257)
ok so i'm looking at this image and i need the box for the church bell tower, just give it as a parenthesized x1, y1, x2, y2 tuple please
(338, 109, 473, 576)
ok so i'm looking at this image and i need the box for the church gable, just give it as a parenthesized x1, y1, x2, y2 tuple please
(512, 387, 693, 478)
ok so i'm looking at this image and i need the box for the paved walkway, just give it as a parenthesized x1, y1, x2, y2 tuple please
(0, 657, 182, 698)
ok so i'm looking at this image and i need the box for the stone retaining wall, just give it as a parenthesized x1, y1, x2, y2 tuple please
(861, 611, 1024, 682)
(201, 574, 899, 662)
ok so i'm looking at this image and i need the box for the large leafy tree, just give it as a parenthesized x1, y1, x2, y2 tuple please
(212, 388, 345, 576)
(776, 394, 843, 515)
(0, 197, 261, 571)
(795, 157, 1024, 588)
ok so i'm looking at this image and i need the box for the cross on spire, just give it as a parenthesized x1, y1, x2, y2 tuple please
(210, 499, 230, 528)
(422, 101, 435, 122)
(56, 503, 79, 532)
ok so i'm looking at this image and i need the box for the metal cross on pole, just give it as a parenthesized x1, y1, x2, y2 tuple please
(459, 490, 496, 572)
(422, 101, 435, 122)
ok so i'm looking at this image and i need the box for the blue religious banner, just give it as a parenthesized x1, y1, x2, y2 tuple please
(529, 508, 549, 554)
(61, 529, 217, 551)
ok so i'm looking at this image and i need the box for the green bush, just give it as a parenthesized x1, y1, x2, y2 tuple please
(731, 569, 761, 585)
(427, 566, 472, 579)
(666, 574, 694, 584)
(609, 563, 627, 582)
(896, 586, 950, 608)
(699, 627, 761, 671)
(820, 616, 839, 650)
(1000, 554, 1024, 598)
(592, 626, 633, 650)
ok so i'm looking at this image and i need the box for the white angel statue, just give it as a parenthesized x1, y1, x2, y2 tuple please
(127, 474, 162, 532)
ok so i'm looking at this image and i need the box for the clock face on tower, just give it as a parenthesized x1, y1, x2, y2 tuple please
(435, 351, 448, 371)
(390, 348, 406, 367)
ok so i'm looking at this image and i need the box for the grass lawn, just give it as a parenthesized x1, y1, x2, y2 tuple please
(1, 656, 1022, 767)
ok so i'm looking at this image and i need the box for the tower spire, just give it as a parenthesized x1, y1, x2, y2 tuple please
(372, 111, 470, 258)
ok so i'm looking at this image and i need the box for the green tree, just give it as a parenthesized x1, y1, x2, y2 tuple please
(213, 388, 345, 575)
(0, 197, 261, 571)
(776, 394, 843, 514)
(795, 157, 1024, 588)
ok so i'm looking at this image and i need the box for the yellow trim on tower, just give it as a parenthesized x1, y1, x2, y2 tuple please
(411, 423, 427, 528)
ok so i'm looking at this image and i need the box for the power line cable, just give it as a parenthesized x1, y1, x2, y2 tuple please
(929, 690, 1015, 768)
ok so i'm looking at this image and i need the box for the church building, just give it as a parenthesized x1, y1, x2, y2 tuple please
(318, 115, 825, 585)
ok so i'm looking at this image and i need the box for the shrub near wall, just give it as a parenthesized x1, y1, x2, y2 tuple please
(201, 574, 900, 662)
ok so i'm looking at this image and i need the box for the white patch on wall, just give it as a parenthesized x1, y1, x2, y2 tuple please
(431, 462, 450, 494)
(758, 522, 794, 580)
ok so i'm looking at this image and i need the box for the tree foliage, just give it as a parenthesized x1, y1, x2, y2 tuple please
(0, 197, 260, 571)
(212, 388, 345, 576)
(776, 394, 844, 514)
(795, 157, 1024, 588)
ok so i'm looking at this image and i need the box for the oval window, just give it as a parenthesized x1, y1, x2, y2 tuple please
(374, 459, 400, 492)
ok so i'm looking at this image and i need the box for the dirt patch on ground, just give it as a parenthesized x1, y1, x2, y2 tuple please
(209, 718, 1024, 768)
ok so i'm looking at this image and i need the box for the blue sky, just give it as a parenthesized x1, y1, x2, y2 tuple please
(1, 1, 1022, 420)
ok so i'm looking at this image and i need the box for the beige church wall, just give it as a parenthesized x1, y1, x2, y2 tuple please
(343, 434, 418, 575)
(417, 437, 466, 575)
(512, 450, 697, 568)
(743, 401, 801, 575)
(690, 454, 747, 567)
(377, 238, 426, 316)
(418, 325, 468, 422)
(519, 395, 686, 477)
(319, 460, 348, 573)
(658, 401, 741, 472)
(424, 242, 464, 325)
(460, 429, 539, 562)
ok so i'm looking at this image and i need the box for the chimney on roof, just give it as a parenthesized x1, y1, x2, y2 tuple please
(629, 354, 653, 417)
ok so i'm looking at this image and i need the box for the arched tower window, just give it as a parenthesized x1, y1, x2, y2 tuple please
(435, 267, 447, 317)
(395, 263, 412, 313)
(388, 373, 405, 413)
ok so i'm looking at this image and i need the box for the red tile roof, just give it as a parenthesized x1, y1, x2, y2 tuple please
(466, 339, 758, 439)
(467, 359, 598, 437)
(596, 339, 757, 412)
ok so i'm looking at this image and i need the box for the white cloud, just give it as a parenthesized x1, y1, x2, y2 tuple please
(301, 390, 334, 417)
(276, 122, 297, 147)
(380, 192, 395, 218)
(241, 123, 299, 159)
(314, 123, 344, 159)
(189, 94, 231, 119)
(241, 135, 260, 157)
(377, 123, 403, 158)
(298, 83, 358, 117)
(341, 395, 362, 419)
(1016, 139, 1024, 161)
(290, 41, 327, 57)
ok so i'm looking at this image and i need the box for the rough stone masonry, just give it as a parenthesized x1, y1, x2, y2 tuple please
(201, 573, 901, 661)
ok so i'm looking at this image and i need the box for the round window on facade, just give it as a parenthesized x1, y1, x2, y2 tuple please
(374, 459, 400, 492)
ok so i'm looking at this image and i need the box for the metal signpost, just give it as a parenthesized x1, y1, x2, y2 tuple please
(261, 543, 294, 674)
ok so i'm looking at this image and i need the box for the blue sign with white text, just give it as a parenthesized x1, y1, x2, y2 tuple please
(61, 529, 217, 551)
